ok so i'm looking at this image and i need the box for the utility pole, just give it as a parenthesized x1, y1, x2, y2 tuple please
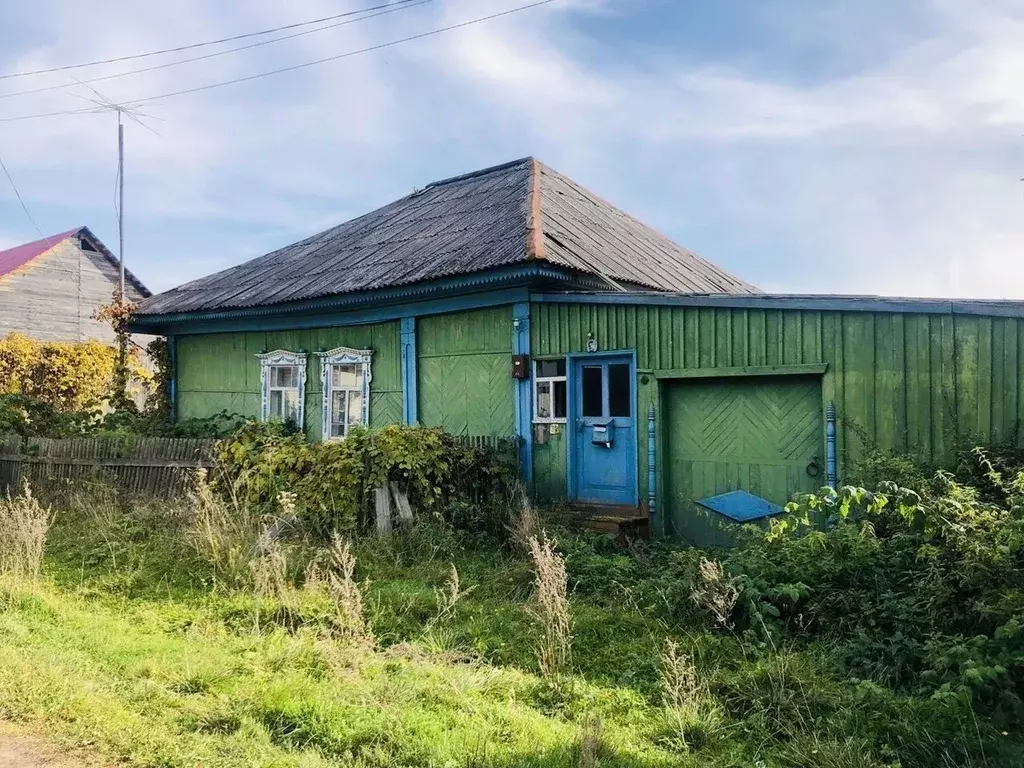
(118, 111, 125, 302)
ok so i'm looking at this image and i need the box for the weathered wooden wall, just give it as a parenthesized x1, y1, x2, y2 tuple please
(417, 306, 515, 437)
(0, 238, 148, 343)
(531, 302, 1024, 501)
(175, 322, 403, 438)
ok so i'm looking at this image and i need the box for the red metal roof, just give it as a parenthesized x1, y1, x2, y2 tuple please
(0, 227, 83, 279)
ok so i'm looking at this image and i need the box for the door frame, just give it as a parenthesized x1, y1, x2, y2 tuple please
(566, 349, 639, 505)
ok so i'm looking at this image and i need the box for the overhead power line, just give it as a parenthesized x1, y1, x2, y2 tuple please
(0, 0, 428, 81)
(0, 0, 557, 124)
(0, 0, 435, 102)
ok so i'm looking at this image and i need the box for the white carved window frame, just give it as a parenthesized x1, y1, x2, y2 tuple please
(318, 346, 373, 441)
(258, 350, 308, 427)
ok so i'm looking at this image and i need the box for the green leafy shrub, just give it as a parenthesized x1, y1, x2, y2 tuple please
(216, 423, 518, 535)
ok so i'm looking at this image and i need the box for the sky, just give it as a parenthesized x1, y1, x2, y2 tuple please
(0, 0, 1022, 298)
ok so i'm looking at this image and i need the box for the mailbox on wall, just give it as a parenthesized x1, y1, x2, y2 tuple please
(512, 354, 530, 379)
(591, 419, 615, 448)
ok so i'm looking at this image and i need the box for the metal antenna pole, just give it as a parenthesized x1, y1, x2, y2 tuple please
(117, 110, 125, 302)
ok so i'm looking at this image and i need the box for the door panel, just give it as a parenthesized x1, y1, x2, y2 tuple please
(666, 376, 823, 546)
(572, 357, 637, 505)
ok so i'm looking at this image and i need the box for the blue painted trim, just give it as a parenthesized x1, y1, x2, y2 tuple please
(531, 291, 1024, 318)
(166, 334, 177, 423)
(400, 317, 418, 425)
(138, 288, 531, 336)
(513, 302, 533, 486)
(648, 404, 656, 520)
(565, 349, 639, 506)
(130, 265, 615, 333)
(826, 401, 838, 489)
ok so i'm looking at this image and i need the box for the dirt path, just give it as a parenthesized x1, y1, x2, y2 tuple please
(0, 723, 110, 767)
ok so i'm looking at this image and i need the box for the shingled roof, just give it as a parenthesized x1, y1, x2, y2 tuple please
(138, 158, 756, 316)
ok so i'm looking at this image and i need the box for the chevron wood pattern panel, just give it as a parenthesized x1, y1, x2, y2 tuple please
(370, 391, 404, 429)
(417, 306, 515, 437)
(419, 354, 514, 436)
(533, 302, 1024, 478)
(664, 377, 823, 546)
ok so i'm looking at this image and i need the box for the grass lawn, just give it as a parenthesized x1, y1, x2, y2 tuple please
(0, 490, 1020, 767)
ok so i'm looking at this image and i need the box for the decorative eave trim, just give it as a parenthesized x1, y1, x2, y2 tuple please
(531, 291, 1024, 318)
(129, 264, 623, 333)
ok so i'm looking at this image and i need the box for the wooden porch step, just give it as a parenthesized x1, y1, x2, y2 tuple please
(569, 504, 650, 540)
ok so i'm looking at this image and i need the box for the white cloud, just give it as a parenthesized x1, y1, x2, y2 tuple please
(0, 0, 1022, 298)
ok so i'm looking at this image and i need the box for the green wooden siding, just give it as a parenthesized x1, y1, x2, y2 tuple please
(533, 427, 568, 502)
(664, 376, 823, 546)
(175, 322, 403, 439)
(532, 302, 1024, 509)
(417, 307, 514, 437)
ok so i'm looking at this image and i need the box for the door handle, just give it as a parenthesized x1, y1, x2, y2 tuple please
(806, 457, 821, 478)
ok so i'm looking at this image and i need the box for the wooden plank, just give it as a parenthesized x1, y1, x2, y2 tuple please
(390, 482, 414, 523)
(655, 363, 828, 380)
(375, 485, 392, 535)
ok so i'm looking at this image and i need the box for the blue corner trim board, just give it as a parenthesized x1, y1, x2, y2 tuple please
(400, 317, 417, 425)
(167, 334, 177, 423)
(826, 401, 838, 489)
(697, 490, 783, 523)
(647, 404, 656, 520)
(512, 302, 533, 485)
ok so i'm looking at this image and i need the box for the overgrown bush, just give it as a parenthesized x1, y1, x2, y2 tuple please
(0, 331, 148, 412)
(216, 423, 518, 535)
(0, 393, 245, 438)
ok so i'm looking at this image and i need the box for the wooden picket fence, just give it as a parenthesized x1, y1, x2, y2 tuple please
(0, 435, 217, 499)
(0, 432, 517, 501)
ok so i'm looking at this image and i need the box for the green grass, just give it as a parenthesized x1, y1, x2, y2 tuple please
(0, 496, 1020, 767)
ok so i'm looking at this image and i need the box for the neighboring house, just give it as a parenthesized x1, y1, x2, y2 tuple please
(0, 226, 150, 343)
(131, 157, 1024, 543)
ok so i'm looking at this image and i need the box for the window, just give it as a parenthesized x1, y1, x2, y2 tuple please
(258, 351, 307, 428)
(608, 363, 631, 417)
(581, 366, 603, 417)
(533, 359, 567, 423)
(318, 347, 373, 440)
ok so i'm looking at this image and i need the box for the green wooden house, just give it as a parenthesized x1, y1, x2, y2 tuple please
(131, 158, 1024, 542)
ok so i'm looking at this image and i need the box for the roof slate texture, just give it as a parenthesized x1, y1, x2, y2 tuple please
(138, 157, 756, 316)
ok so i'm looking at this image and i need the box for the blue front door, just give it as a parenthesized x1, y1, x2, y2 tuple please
(571, 355, 637, 505)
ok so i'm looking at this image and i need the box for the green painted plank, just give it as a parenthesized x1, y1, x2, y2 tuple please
(655, 364, 828, 380)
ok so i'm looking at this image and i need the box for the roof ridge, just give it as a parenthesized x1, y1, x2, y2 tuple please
(425, 156, 533, 189)
(525, 158, 544, 260)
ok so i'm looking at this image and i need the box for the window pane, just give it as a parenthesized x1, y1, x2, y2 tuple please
(348, 389, 364, 426)
(283, 389, 299, 423)
(553, 380, 567, 419)
(332, 364, 360, 389)
(331, 391, 347, 437)
(536, 359, 566, 379)
(581, 366, 602, 417)
(609, 364, 631, 417)
(269, 390, 283, 419)
(536, 381, 552, 419)
(271, 366, 296, 388)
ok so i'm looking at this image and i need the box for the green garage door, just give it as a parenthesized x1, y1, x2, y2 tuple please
(665, 376, 823, 546)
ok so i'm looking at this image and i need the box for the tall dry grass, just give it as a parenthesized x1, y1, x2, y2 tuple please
(505, 483, 540, 552)
(690, 557, 739, 628)
(0, 480, 55, 583)
(307, 535, 373, 646)
(187, 469, 263, 588)
(527, 533, 572, 677)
